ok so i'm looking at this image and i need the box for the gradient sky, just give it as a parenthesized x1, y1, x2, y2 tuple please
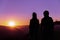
(0, 0, 60, 26)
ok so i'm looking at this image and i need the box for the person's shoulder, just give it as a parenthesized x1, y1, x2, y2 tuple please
(30, 19, 32, 21)
(37, 19, 39, 21)
(30, 19, 34, 22)
(40, 18, 44, 22)
(49, 17, 53, 21)
(49, 17, 53, 19)
(41, 17, 44, 20)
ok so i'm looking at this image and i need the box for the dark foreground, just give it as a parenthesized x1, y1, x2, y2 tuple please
(0, 25, 60, 40)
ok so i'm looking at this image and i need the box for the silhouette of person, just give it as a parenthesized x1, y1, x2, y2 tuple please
(29, 12, 39, 40)
(41, 10, 54, 40)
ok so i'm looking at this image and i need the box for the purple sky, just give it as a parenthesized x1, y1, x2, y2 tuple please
(0, 0, 60, 25)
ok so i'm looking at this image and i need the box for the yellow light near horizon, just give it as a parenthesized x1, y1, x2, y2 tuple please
(8, 21, 15, 27)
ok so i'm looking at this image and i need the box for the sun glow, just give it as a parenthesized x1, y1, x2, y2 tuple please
(8, 21, 16, 27)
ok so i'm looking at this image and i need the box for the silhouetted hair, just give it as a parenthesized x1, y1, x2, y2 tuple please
(32, 12, 37, 19)
(43, 10, 49, 17)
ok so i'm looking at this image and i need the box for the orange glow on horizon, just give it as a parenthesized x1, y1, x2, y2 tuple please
(0, 18, 59, 26)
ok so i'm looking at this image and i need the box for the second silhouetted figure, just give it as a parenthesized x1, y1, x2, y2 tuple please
(41, 10, 54, 40)
(29, 12, 39, 40)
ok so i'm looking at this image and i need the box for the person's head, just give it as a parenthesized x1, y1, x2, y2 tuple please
(43, 10, 49, 17)
(32, 12, 37, 19)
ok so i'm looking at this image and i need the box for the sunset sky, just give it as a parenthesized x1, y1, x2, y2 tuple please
(0, 0, 60, 26)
